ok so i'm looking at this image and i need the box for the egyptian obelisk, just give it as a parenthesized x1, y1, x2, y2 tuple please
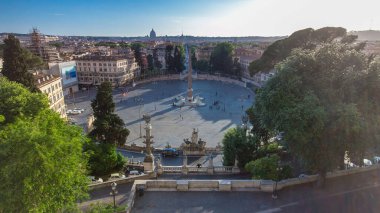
(187, 47, 193, 102)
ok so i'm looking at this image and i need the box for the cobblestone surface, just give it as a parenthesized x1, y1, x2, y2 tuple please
(66, 80, 254, 148)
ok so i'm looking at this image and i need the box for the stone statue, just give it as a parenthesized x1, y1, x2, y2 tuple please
(191, 128, 198, 144)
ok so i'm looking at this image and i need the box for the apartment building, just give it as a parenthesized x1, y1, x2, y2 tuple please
(33, 72, 66, 118)
(75, 55, 138, 87)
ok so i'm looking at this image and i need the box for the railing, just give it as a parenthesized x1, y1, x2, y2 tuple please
(161, 165, 236, 174)
(214, 166, 233, 173)
(188, 166, 208, 173)
(162, 166, 182, 173)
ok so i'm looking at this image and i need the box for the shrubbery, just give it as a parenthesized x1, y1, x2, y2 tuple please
(85, 142, 126, 176)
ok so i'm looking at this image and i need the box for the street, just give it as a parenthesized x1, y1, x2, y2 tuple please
(132, 169, 380, 213)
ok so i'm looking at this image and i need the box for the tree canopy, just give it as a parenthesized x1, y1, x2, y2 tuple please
(2, 35, 39, 91)
(249, 27, 348, 75)
(0, 77, 48, 125)
(0, 78, 89, 212)
(165, 44, 185, 74)
(254, 42, 380, 176)
(210, 42, 234, 74)
(90, 81, 129, 146)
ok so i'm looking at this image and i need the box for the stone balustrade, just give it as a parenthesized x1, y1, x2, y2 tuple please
(214, 166, 233, 173)
(162, 166, 182, 173)
(162, 165, 238, 174)
(188, 166, 208, 173)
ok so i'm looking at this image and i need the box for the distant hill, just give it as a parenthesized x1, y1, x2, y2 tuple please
(349, 30, 380, 41)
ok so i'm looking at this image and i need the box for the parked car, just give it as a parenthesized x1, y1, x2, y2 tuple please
(373, 156, 380, 164)
(88, 176, 103, 183)
(109, 173, 125, 180)
(363, 159, 373, 166)
(129, 170, 144, 176)
(162, 148, 179, 157)
(74, 108, 85, 113)
(66, 109, 81, 115)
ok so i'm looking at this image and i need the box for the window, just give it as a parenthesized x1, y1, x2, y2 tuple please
(78, 62, 81, 65)
(103, 63, 106, 66)
(93, 63, 96, 66)
(104, 68, 107, 72)
(99, 63, 102, 66)
(87, 63, 90, 66)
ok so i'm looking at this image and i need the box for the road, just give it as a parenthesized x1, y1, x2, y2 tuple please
(132, 169, 380, 213)
(78, 182, 133, 211)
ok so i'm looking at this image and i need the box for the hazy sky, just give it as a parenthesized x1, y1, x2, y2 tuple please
(0, 0, 379, 37)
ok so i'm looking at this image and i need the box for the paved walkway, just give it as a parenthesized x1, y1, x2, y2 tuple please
(132, 169, 380, 213)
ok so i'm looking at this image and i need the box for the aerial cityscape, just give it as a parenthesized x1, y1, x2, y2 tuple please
(1, 0, 380, 212)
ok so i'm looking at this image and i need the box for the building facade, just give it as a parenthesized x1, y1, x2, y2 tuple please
(75, 55, 138, 87)
(33, 72, 66, 118)
(195, 46, 214, 61)
(48, 61, 79, 96)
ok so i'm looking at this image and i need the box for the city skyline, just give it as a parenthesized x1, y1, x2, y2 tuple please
(1, 0, 380, 37)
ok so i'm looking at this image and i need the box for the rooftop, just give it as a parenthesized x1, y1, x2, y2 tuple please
(33, 71, 60, 88)
(74, 55, 129, 61)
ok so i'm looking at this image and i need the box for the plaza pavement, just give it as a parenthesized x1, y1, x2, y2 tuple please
(66, 79, 254, 148)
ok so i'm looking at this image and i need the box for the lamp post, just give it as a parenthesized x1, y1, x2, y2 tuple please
(272, 161, 282, 199)
(110, 182, 118, 209)
(139, 104, 143, 138)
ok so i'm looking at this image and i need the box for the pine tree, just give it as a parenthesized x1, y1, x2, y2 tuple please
(90, 82, 129, 146)
(2, 35, 38, 92)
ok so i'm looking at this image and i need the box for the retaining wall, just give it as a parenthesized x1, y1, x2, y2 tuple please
(125, 164, 380, 212)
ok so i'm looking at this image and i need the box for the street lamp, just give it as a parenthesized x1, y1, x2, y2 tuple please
(272, 161, 282, 199)
(139, 104, 143, 138)
(110, 182, 118, 209)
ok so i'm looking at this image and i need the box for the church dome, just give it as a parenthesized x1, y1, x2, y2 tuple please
(150, 29, 156, 38)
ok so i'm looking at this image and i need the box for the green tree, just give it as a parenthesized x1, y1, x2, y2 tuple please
(2, 35, 38, 91)
(85, 142, 126, 176)
(249, 27, 347, 75)
(131, 42, 147, 75)
(245, 154, 292, 180)
(0, 110, 89, 212)
(173, 45, 185, 73)
(210, 42, 234, 75)
(0, 77, 48, 125)
(0, 78, 89, 211)
(147, 54, 154, 72)
(23, 48, 45, 70)
(194, 60, 209, 72)
(232, 57, 242, 77)
(91, 81, 129, 146)
(254, 42, 380, 181)
(165, 44, 174, 73)
(222, 127, 260, 167)
(153, 48, 162, 70)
